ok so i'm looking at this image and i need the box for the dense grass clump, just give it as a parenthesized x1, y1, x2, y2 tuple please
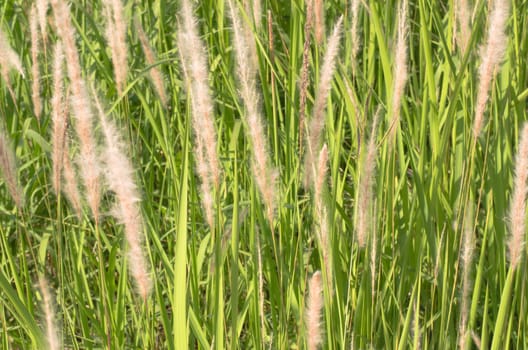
(0, 0, 528, 349)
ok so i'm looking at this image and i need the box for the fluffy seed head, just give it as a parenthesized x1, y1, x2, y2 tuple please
(95, 96, 151, 300)
(103, 0, 128, 94)
(306, 271, 324, 350)
(458, 201, 475, 350)
(508, 122, 528, 269)
(36, 0, 49, 43)
(304, 16, 343, 188)
(229, 0, 277, 224)
(387, 0, 409, 143)
(51, 0, 101, 221)
(350, 0, 361, 65)
(51, 42, 67, 194)
(30, 4, 42, 120)
(38, 276, 60, 350)
(0, 129, 24, 207)
(0, 26, 24, 88)
(472, 0, 509, 139)
(313, 0, 324, 44)
(314, 145, 332, 291)
(61, 136, 82, 218)
(178, 0, 222, 227)
(356, 109, 379, 247)
(252, 0, 262, 28)
(455, 0, 471, 54)
(135, 19, 168, 106)
(299, 0, 314, 153)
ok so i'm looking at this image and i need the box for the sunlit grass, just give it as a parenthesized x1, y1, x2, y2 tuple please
(0, 0, 527, 349)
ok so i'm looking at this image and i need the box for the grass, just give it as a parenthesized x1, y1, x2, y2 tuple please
(0, 0, 527, 348)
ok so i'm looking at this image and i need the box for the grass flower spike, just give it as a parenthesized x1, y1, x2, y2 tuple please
(306, 270, 323, 350)
(472, 0, 509, 139)
(96, 96, 152, 300)
(304, 16, 343, 188)
(178, 0, 221, 228)
(228, 0, 277, 224)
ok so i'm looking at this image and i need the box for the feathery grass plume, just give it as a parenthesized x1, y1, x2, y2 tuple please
(51, 0, 101, 221)
(135, 18, 167, 107)
(62, 137, 82, 217)
(508, 123, 528, 269)
(314, 144, 328, 213)
(370, 203, 377, 300)
(458, 201, 474, 350)
(36, 0, 49, 43)
(102, 0, 127, 94)
(51, 42, 67, 194)
(38, 276, 60, 350)
(314, 144, 332, 292)
(304, 16, 343, 188)
(30, 5, 42, 120)
(252, 0, 262, 28)
(356, 109, 379, 247)
(455, 0, 471, 54)
(178, 0, 221, 188)
(0, 27, 24, 77)
(387, 0, 408, 143)
(178, 0, 221, 227)
(240, 0, 259, 80)
(299, 0, 313, 154)
(94, 95, 151, 300)
(350, 0, 361, 67)
(194, 135, 214, 228)
(0, 26, 24, 97)
(305, 270, 323, 350)
(313, 0, 324, 45)
(472, 0, 509, 139)
(0, 128, 23, 207)
(228, 0, 277, 224)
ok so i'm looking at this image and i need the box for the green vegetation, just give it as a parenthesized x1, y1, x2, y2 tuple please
(0, 0, 527, 348)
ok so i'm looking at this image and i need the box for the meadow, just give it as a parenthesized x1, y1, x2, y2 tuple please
(0, 0, 527, 348)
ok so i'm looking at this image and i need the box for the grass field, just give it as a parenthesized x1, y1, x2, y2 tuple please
(0, 0, 528, 348)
